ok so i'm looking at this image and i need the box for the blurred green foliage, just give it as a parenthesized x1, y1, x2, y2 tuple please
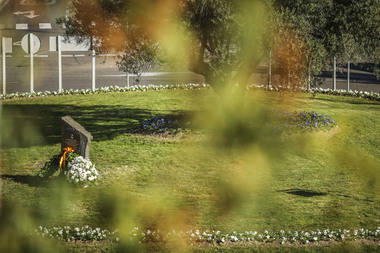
(1, 0, 380, 252)
(1, 90, 379, 252)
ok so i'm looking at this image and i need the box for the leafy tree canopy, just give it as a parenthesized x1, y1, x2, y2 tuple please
(58, 0, 379, 87)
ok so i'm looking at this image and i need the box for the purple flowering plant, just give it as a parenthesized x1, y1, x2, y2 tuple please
(283, 111, 336, 131)
(141, 116, 191, 134)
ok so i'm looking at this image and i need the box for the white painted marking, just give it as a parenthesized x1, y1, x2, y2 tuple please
(20, 0, 56, 5)
(0, 0, 10, 12)
(49, 36, 90, 51)
(16, 23, 28, 30)
(39, 23, 52, 29)
(13, 41, 22, 46)
(13, 10, 39, 19)
(26, 12, 38, 18)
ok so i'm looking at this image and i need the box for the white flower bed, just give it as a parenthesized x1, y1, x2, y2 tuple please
(248, 84, 380, 101)
(182, 227, 380, 245)
(309, 87, 380, 101)
(1, 83, 378, 101)
(37, 225, 380, 245)
(64, 156, 99, 188)
(36, 225, 118, 242)
(0, 84, 209, 100)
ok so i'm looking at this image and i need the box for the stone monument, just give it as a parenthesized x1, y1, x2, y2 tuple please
(61, 116, 93, 159)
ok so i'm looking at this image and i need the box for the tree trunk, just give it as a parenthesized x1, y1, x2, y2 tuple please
(189, 41, 212, 84)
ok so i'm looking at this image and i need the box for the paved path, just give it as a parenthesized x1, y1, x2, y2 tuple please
(0, 0, 378, 94)
(0, 0, 205, 93)
(251, 66, 380, 93)
(315, 69, 380, 93)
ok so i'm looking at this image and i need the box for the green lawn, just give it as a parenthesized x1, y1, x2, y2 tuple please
(0, 89, 379, 252)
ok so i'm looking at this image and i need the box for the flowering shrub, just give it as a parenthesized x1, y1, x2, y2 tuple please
(0, 84, 209, 100)
(182, 227, 380, 245)
(141, 116, 190, 134)
(248, 84, 380, 101)
(184, 228, 380, 245)
(64, 156, 99, 188)
(1, 83, 378, 101)
(36, 152, 98, 187)
(37, 226, 380, 245)
(284, 111, 336, 131)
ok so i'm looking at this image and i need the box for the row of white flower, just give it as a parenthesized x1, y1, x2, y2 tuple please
(36, 225, 118, 242)
(249, 84, 380, 101)
(309, 87, 380, 101)
(182, 227, 380, 245)
(0, 84, 209, 100)
(0, 83, 380, 101)
(1, 83, 379, 101)
(37, 225, 380, 245)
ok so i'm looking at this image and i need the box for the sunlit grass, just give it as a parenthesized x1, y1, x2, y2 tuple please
(0, 90, 379, 252)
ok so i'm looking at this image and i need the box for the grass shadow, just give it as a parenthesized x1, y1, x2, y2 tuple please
(328, 191, 375, 203)
(0, 174, 82, 188)
(0, 174, 48, 187)
(1, 103, 191, 148)
(278, 188, 327, 197)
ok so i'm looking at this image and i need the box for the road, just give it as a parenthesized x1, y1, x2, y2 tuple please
(0, 0, 130, 93)
(0, 0, 204, 93)
(251, 66, 380, 93)
(0, 0, 378, 94)
(316, 69, 380, 93)
(2, 51, 205, 93)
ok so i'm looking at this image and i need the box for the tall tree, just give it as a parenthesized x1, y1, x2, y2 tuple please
(273, 0, 379, 80)
(58, 0, 271, 88)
